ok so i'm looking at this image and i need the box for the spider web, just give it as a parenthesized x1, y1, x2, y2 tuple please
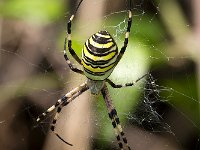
(0, 0, 199, 150)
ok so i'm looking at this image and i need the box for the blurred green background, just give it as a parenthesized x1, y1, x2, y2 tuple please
(0, 0, 199, 150)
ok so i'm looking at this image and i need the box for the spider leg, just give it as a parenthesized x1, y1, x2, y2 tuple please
(37, 82, 89, 146)
(50, 105, 73, 146)
(64, 14, 83, 74)
(63, 0, 85, 73)
(50, 82, 89, 146)
(106, 73, 148, 88)
(109, 112, 124, 150)
(36, 82, 88, 122)
(65, 14, 82, 65)
(110, 109, 131, 150)
(101, 84, 131, 150)
(64, 34, 84, 75)
(115, 8, 132, 66)
(66, 0, 84, 65)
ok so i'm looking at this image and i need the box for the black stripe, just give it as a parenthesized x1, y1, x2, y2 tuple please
(82, 59, 115, 70)
(124, 38, 128, 46)
(112, 121, 117, 128)
(64, 54, 84, 74)
(68, 40, 72, 47)
(55, 133, 73, 146)
(117, 135, 120, 141)
(120, 46, 126, 54)
(125, 83, 133, 86)
(111, 109, 117, 116)
(85, 43, 118, 57)
(84, 68, 104, 75)
(57, 107, 61, 113)
(123, 137, 127, 143)
(87, 39, 117, 54)
(119, 142, 123, 148)
(83, 54, 109, 65)
(50, 126, 55, 131)
(127, 19, 132, 32)
(63, 101, 69, 106)
(106, 79, 123, 88)
(67, 21, 71, 34)
(92, 34, 113, 44)
(84, 68, 107, 76)
(55, 101, 60, 107)
(61, 95, 67, 101)
(83, 50, 117, 65)
(121, 131, 125, 136)
(52, 119, 57, 124)
(98, 30, 110, 35)
(115, 118, 120, 125)
(108, 113, 112, 119)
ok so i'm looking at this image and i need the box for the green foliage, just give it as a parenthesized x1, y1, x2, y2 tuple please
(162, 75, 200, 126)
(0, 0, 64, 24)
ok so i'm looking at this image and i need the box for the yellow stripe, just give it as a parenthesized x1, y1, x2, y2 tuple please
(117, 125, 123, 132)
(96, 33, 111, 38)
(83, 44, 116, 61)
(89, 37, 113, 49)
(82, 60, 115, 73)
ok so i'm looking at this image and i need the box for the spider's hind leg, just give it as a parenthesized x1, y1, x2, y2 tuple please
(36, 83, 89, 145)
(50, 105, 73, 146)
(101, 84, 131, 150)
(36, 98, 63, 122)
(109, 109, 131, 150)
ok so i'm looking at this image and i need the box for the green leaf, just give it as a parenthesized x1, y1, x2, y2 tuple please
(0, 0, 64, 24)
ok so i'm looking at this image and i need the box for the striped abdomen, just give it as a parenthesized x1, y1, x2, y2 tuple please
(82, 31, 118, 80)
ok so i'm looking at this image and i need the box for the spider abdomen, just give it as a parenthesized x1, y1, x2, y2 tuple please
(82, 31, 118, 80)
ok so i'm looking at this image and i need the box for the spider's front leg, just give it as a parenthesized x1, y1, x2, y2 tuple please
(101, 84, 131, 150)
(63, 11, 84, 75)
(66, 14, 82, 65)
(64, 0, 85, 68)
(115, 10, 132, 67)
(63, 34, 83, 75)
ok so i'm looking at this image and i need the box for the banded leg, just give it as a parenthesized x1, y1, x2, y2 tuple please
(109, 112, 124, 149)
(64, 15, 83, 74)
(106, 73, 148, 88)
(36, 82, 89, 122)
(101, 84, 131, 150)
(115, 8, 132, 66)
(63, 0, 85, 74)
(50, 105, 74, 146)
(65, 14, 82, 65)
(110, 109, 131, 150)
(64, 14, 83, 74)
(66, 0, 84, 64)
(50, 82, 89, 145)
(37, 82, 89, 145)
(64, 34, 83, 75)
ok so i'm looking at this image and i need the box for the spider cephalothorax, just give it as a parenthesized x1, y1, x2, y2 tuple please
(86, 79, 105, 95)
(36, 0, 140, 150)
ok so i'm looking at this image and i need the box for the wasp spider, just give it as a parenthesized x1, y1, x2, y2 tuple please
(36, 0, 146, 149)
